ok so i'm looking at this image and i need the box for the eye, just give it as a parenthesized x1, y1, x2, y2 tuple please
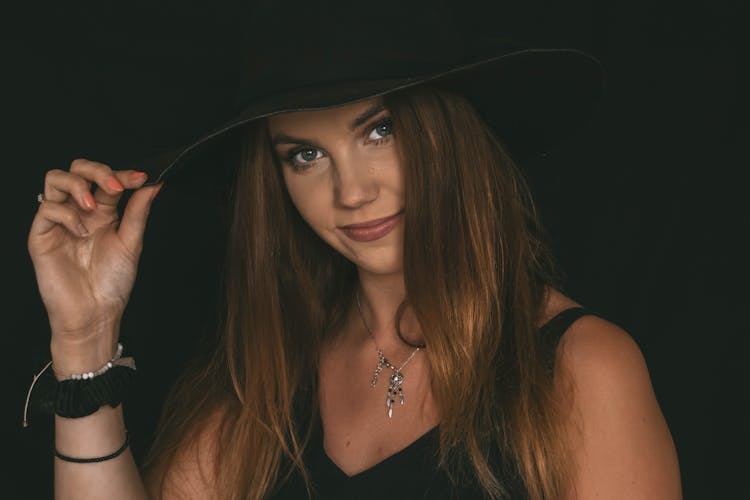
(285, 147, 324, 169)
(367, 119, 393, 143)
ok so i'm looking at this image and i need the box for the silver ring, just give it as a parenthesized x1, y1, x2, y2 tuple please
(37, 193, 45, 204)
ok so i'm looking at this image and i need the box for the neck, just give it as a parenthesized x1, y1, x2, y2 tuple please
(355, 269, 424, 350)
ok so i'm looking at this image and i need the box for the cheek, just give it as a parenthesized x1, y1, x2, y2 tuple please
(382, 156, 405, 195)
(364, 146, 404, 187)
(283, 173, 328, 228)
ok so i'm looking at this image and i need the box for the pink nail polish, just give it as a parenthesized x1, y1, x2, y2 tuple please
(107, 177, 124, 192)
(130, 171, 147, 180)
(83, 192, 97, 210)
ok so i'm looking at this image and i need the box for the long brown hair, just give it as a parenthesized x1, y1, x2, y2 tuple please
(142, 85, 571, 499)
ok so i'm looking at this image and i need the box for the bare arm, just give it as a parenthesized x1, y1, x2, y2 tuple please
(51, 326, 147, 500)
(28, 159, 162, 499)
(558, 315, 682, 499)
(55, 405, 146, 500)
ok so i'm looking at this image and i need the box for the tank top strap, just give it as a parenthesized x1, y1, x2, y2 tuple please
(538, 306, 603, 352)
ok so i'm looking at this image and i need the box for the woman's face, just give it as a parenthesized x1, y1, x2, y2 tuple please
(267, 97, 405, 276)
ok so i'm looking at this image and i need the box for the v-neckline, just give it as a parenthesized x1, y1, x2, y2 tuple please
(312, 309, 584, 481)
(319, 424, 440, 480)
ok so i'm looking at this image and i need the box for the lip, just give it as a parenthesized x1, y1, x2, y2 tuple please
(338, 210, 404, 242)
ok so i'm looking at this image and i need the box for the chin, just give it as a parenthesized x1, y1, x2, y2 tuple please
(358, 261, 403, 277)
(348, 248, 404, 277)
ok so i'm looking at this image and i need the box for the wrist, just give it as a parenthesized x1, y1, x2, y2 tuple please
(50, 334, 120, 380)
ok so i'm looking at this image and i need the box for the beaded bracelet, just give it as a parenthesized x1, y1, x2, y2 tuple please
(63, 343, 124, 381)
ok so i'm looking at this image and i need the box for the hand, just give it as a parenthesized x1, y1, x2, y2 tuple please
(28, 159, 163, 345)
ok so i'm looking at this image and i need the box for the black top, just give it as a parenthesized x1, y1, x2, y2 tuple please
(271, 307, 599, 499)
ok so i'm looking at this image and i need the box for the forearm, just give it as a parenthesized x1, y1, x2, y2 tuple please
(51, 332, 148, 500)
(55, 405, 147, 500)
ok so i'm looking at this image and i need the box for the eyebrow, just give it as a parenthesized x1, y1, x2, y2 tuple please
(349, 103, 386, 131)
(270, 103, 387, 147)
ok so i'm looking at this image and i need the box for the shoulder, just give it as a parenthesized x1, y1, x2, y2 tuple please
(147, 402, 230, 500)
(553, 311, 682, 500)
(557, 313, 646, 386)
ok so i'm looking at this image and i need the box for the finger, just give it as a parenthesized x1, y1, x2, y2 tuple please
(118, 182, 163, 255)
(89, 168, 150, 210)
(44, 169, 95, 210)
(112, 169, 150, 195)
(68, 158, 126, 206)
(30, 199, 90, 238)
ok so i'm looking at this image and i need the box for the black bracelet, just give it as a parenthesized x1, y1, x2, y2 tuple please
(34, 365, 137, 419)
(54, 430, 130, 463)
(23, 347, 137, 428)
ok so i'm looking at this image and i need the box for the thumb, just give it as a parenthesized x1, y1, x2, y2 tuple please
(118, 182, 163, 255)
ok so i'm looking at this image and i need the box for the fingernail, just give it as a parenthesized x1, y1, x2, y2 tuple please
(130, 171, 147, 181)
(77, 223, 89, 237)
(82, 192, 96, 210)
(107, 177, 124, 192)
(149, 183, 163, 202)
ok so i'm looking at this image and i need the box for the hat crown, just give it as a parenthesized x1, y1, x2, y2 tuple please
(235, 0, 467, 108)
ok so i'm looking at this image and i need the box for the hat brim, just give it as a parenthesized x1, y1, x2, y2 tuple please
(136, 47, 604, 186)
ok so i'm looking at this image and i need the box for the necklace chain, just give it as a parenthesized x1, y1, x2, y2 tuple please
(355, 290, 421, 418)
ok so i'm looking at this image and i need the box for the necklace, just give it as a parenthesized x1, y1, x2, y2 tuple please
(355, 291, 422, 418)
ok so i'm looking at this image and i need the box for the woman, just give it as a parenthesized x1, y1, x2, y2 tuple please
(26, 2, 681, 499)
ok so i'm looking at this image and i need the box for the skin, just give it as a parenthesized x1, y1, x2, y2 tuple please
(28, 160, 162, 500)
(268, 96, 682, 496)
(28, 97, 682, 499)
(268, 99, 440, 475)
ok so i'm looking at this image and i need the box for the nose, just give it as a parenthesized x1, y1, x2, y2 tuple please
(332, 153, 378, 209)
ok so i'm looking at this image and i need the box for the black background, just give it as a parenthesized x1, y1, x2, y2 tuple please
(3, 1, 745, 498)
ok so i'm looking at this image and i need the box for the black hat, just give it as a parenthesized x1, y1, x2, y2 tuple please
(136, 0, 604, 186)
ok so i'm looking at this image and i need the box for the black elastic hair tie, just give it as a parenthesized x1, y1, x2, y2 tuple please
(54, 430, 130, 464)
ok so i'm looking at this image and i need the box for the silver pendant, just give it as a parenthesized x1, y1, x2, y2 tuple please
(386, 371, 405, 418)
(370, 346, 421, 418)
(371, 349, 407, 418)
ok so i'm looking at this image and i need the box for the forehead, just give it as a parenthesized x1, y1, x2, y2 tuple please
(266, 97, 385, 133)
